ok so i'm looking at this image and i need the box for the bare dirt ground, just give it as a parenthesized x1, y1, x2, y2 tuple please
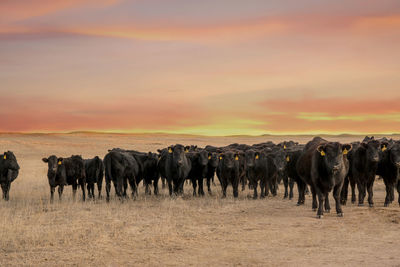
(0, 133, 399, 266)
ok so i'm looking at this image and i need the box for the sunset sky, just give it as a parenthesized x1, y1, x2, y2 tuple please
(1, 0, 400, 135)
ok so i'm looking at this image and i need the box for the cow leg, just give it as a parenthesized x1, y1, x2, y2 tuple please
(87, 184, 92, 199)
(296, 180, 306, 206)
(145, 181, 151, 195)
(207, 177, 212, 195)
(397, 180, 400, 206)
(333, 185, 343, 217)
(324, 192, 330, 213)
(50, 186, 55, 203)
(350, 178, 356, 204)
(80, 180, 86, 201)
(241, 176, 246, 191)
(357, 181, 366, 206)
(58, 185, 64, 201)
(384, 180, 391, 207)
(97, 181, 102, 199)
(253, 180, 258, 199)
(260, 179, 266, 199)
(283, 176, 289, 199)
(128, 178, 138, 199)
(161, 177, 166, 189)
(311, 186, 317, 211)
(198, 178, 205, 196)
(106, 180, 111, 202)
(316, 190, 325, 219)
(168, 180, 173, 196)
(192, 178, 197, 196)
(72, 183, 78, 201)
(233, 178, 239, 198)
(367, 179, 374, 207)
(390, 183, 395, 203)
(264, 180, 270, 197)
(221, 181, 227, 198)
(340, 176, 349, 205)
(289, 178, 294, 200)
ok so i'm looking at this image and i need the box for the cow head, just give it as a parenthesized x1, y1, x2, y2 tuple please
(2, 151, 20, 172)
(245, 150, 256, 168)
(197, 150, 209, 166)
(171, 144, 186, 167)
(42, 155, 63, 179)
(208, 152, 219, 168)
(388, 142, 400, 168)
(271, 149, 287, 173)
(360, 140, 381, 163)
(317, 142, 352, 174)
(219, 151, 238, 169)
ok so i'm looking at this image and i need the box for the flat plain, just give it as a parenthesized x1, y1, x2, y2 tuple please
(0, 133, 399, 266)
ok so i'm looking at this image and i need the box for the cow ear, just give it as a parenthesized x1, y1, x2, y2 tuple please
(168, 147, 173, 153)
(342, 144, 352, 155)
(157, 149, 162, 153)
(219, 154, 223, 160)
(360, 142, 368, 149)
(317, 145, 326, 156)
(58, 157, 64, 162)
(234, 154, 239, 161)
(42, 157, 48, 163)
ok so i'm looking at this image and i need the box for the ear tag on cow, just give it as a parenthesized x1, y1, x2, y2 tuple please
(168, 148, 172, 153)
(3, 155, 6, 160)
(343, 148, 348, 155)
(286, 156, 290, 162)
(185, 149, 189, 153)
(235, 156, 239, 161)
(219, 156, 222, 160)
(382, 145, 387, 152)
(208, 156, 211, 160)
(255, 155, 259, 160)
(58, 161, 62, 165)
(284, 145, 287, 149)
(320, 150, 326, 156)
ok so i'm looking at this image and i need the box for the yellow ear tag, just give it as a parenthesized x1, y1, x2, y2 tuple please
(343, 148, 348, 155)
(255, 155, 259, 159)
(284, 145, 287, 149)
(320, 150, 326, 156)
(58, 161, 62, 165)
(235, 156, 239, 161)
(382, 145, 387, 152)
(185, 149, 189, 152)
(219, 156, 222, 160)
(208, 156, 211, 160)
(168, 148, 172, 153)
(286, 156, 290, 162)
(3, 155, 6, 160)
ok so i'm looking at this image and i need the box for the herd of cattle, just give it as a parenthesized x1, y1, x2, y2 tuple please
(1, 136, 400, 218)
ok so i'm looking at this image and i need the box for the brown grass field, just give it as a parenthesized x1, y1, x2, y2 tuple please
(0, 133, 399, 266)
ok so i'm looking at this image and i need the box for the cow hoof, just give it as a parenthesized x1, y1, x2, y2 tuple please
(325, 209, 330, 213)
(369, 204, 374, 207)
(337, 213, 344, 217)
(312, 208, 317, 211)
(358, 203, 364, 207)
(317, 215, 323, 219)
(351, 201, 356, 204)
(384, 203, 389, 207)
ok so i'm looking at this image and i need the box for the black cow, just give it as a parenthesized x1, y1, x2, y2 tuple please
(217, 151, 240, 198)
(186, 150, 209, 196)
(42, 155, 86, 202)
(285, 147, 307, 205)
(340, 141, 360, 205)
(377, 141, 400, 207)
(159, 144, 191, 196)
(110, 148, 160, 195)
(103, 151, 139, 201)
(205, 152, 219, 194)
(245, 149, 268, 199)
(0, 151, 20, 201)
(351, 140, 385, 207)
(265, 148, 287, 197)
(297, 137, 351, 218)
(84, 156, 104, 199)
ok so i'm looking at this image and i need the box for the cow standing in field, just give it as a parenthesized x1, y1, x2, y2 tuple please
(297, 137, 351, 218)
(0, 151, 20, 201)
(205, 152, 219, 194)
(217, 151, 240, 198)
(377, 141, 400, 207)
(285, 147, 307, 205)
(245, 149, 268, 199)
(351, 139, 386, 207)
(42, 155, 86, 202)
(84, 156, 104, 199)
(186, 149, 209, 196)
(103, 151, 139, 201)
(158, 144, 191, 196)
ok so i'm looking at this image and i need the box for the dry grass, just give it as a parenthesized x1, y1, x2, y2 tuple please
(0, 133, 399, 266)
